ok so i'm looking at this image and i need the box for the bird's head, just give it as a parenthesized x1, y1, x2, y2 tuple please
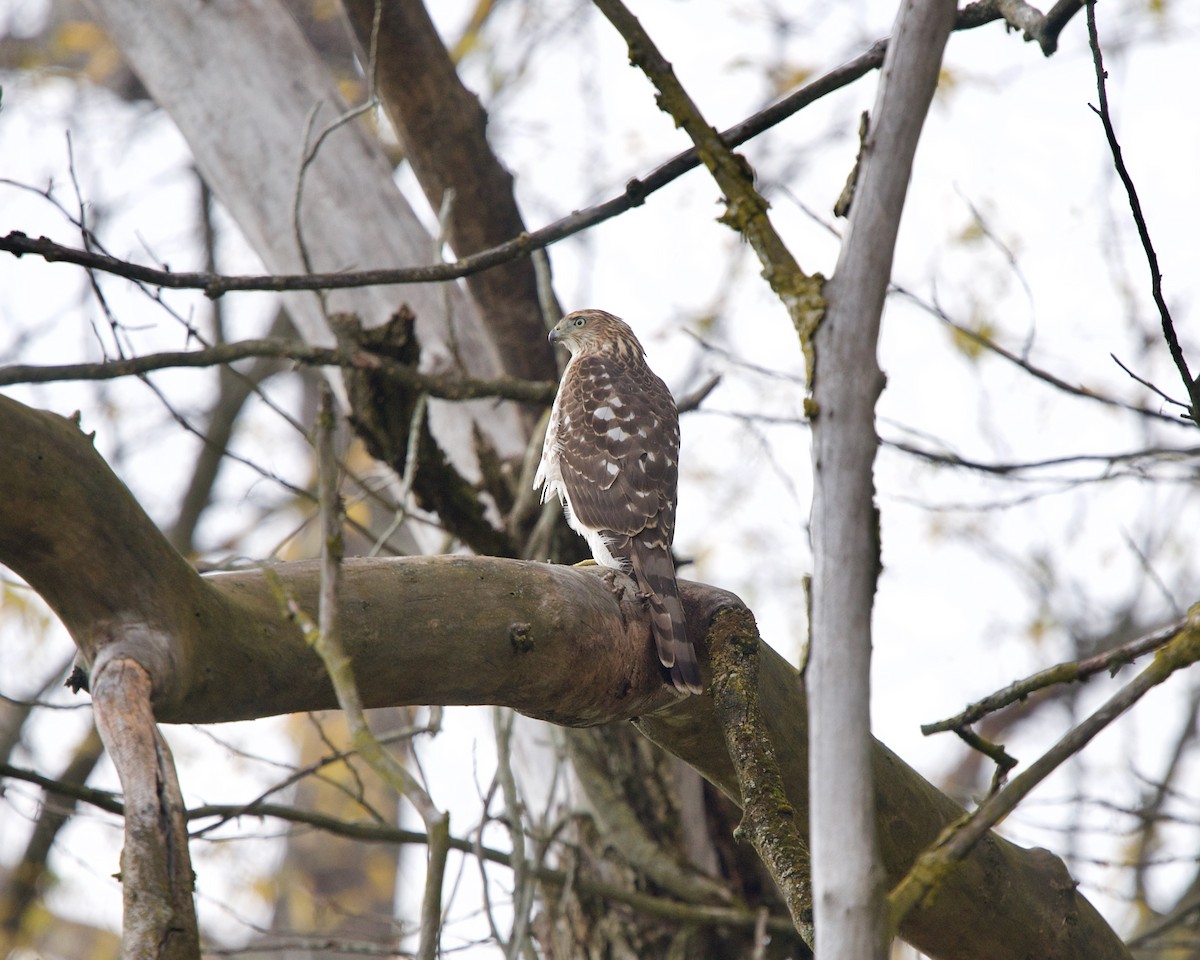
(548, 309, 644, 359)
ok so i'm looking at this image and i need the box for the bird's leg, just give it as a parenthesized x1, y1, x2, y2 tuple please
(570, 559, 623, 597)
(591, 565, 623, 597)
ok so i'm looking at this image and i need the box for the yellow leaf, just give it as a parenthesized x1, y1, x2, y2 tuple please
(949, 313, 998, 361)
(53, 20, 108, 55)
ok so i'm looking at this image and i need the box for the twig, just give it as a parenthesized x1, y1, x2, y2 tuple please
(264, 385, 450, 960)
(0, 757, 786, 934)
(951, 726, 1018, 794)
(1110, 353, 1189, 413)
(1087, 2, 1199, 422)
(675, 372, 722, 415)
(493, 708, 535, 960)
(884, 437, 1200, 478)
(368, 394, 428, 558)
(1129, 685, 1200, 902)
(293, 97, 380, 291)
(894, 284, 1187, 427)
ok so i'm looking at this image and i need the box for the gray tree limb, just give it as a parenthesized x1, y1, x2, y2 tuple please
(808, 1, 957, 957)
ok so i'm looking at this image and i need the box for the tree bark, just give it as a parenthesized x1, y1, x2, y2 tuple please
(83, 0, 528, 470)
(0, 393, 1131, 960)
(92, 659, 199, 960)
(340, 0, 557, 387)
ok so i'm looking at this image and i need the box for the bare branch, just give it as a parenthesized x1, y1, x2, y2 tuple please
(922, 615, 1185, 734)
(1111, 353, 1190, 414)
(896, 285, 1188, 426)
(0, 760, 799, 936)
(884, 437, 1200, 478)
(0, 337, 556, 404)
(0, 4, 1069, 308)
(1087, 2, 1199, 422)
(592, 0, 822, 363)
(951, 727, 1019, 794)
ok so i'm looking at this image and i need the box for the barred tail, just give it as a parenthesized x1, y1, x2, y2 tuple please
(629, 540, 703, 695)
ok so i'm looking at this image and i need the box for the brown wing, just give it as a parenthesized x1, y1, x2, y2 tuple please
(554, 353, 678, 544)
(556, 353, 701, 694)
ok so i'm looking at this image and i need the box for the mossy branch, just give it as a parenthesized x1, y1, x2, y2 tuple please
(708, 607, 814, 945)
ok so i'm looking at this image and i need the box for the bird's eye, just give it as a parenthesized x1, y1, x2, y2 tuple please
(573, 316, 585, 327)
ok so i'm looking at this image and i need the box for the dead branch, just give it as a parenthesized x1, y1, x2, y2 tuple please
(91, 659, 198, 959)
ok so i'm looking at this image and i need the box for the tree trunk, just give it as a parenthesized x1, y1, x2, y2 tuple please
(808, 0, 957, 956)
(84, 0, 528, 475)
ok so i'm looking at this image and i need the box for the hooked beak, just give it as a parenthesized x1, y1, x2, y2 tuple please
(548, 328, 562, 344)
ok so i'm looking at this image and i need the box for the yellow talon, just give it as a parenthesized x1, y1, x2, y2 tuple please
(572, 558, 599, 567)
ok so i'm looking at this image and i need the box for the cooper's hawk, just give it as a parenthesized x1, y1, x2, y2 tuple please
(534, 309, 702, 695)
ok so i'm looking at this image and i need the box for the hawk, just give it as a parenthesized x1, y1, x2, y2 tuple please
(534, 309, 702, 695)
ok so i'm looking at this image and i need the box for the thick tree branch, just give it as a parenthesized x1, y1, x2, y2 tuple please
(709, 607, 813, 945)
(0, 393, 1131, 960)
